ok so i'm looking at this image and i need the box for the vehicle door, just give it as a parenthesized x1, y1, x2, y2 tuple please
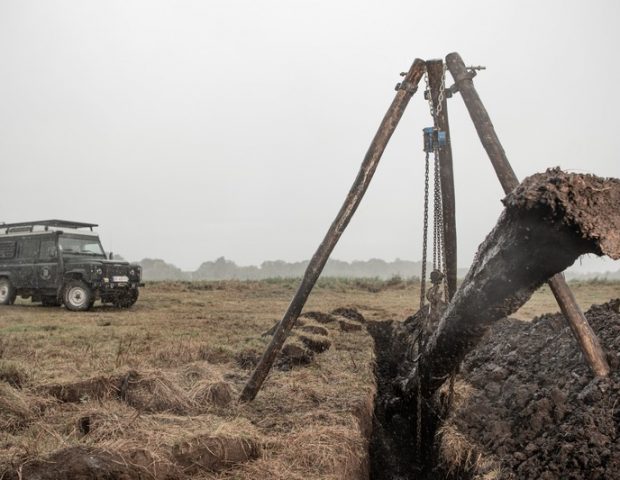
(13, 237, 39, 289)
(36, 236, 61, 291)
(0, 240, 17, 275)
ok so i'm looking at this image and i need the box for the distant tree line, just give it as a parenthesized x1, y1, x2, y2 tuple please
(131, 256, 620, 282)
(136, 256, 431, 281)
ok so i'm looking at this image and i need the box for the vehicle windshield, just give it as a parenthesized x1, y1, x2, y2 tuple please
(59, 235, 105, 257)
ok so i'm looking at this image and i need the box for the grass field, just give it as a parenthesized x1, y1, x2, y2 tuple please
(0, 278, 618, 478)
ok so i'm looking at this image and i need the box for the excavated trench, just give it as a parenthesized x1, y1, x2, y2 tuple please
(367, 318, 450, 480)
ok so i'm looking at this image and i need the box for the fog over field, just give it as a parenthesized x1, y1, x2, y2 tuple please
(1, 0, 619, 275)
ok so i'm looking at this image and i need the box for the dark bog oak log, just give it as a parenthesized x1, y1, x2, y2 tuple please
(405, 169, 620, 399)
(446, 51, 610, 377)
(240, 58, 427, 402)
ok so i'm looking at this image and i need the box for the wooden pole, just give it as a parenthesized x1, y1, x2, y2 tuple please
(240, 59, 427, 402)
(445, 52, 610, 377)
(426, 59, 458, 300)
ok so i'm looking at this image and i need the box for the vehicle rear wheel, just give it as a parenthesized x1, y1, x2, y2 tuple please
(63, 280, 93, 312)
(114, 288, 139, 309)
(0, 278, 16, 305)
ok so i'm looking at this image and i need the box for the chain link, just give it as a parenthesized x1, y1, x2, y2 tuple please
(420, 151, 430, 310)
(434, 63, 447, 120)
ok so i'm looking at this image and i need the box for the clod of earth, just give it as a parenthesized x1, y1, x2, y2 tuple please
(172, 435, 261, 474)
(300, 311, 337, 324)
(298, 333, 332, 353)
(278, 342, 314, 368)
(189, 380, 234, 407)
(299, 324, 330, 336)
(331, 307, 366, 323)
(339, 319, 363, 332)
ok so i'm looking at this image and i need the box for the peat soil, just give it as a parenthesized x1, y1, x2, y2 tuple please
(368, 299, 620, 480)
(441, 298, 620, 479)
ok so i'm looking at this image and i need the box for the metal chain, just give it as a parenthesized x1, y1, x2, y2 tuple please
(420, 151, 430, 310)
(424, 72, 435, 120)
(432, 153, 442, 271)
(434, 64, 447, 120)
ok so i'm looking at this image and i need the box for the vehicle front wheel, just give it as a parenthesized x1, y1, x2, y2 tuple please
(0, 278, 16, 305)
(114, 288, 139, 309)
(63, 280, 94, 312)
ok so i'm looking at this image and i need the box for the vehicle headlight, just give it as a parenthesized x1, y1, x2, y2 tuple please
(129, 269, 136, 277)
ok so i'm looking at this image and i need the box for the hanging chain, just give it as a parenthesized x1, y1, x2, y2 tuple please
(420, 151, 430, 310)
(433, 154, 442, 271)
(434, 64, 447, 120)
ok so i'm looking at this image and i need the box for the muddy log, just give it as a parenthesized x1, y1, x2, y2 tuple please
(405, 169, 620, 400)
(446, 51, 610, 377)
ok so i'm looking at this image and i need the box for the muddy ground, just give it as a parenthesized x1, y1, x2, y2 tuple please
(368, 299, 620, 480)
(437, 299, 620, 479)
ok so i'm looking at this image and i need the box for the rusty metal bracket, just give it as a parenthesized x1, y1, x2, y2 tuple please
(395, 81, 418, 93)
(448, 66, 485, 95)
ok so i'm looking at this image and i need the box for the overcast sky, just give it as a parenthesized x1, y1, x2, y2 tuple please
(1, 0, 619, 273)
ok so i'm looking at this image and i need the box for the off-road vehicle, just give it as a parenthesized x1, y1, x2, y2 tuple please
(0, 220, 143, 311)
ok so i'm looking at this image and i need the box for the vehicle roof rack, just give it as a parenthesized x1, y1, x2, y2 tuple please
(0, 220, 98, 234)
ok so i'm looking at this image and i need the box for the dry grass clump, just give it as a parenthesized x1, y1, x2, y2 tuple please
(436, 380, 503, 479)
(298, 324, 329, 336)
(190, 380, 235, 408)
(0, 360, 29, 388)
(172, 434, 261, 473)
(280, 422, 367, 479)
(122, 370, 194, 414)
(297, 332, 332, 353)
(39, 372, 121, 403)
(331, 307, 365, 323)
(437, 423, 482, 476)
(0, 383, 35, 431)
(179, 361, 223, 386)
(299, 311, 336, 324)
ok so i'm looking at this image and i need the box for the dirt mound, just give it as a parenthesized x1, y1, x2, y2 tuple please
(339, 319, 363, 332)
(278, 342, 314, 368)
(172, 434, 261, 473)
(300, 311, 337, 324)
(2, 446, 163, 480)
(190, 380, 234, 407)
(40, 370, 195, 414)
(40, 373, 120, 403)
(299, 324, 329, 336)
(0, 383, 36, 432)
(438, 299, 620, 479)
(298, 333, 332, 353)
(331, 307, 365, 323)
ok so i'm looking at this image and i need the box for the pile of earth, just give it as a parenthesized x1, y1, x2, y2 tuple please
(437, 299, 620, 479)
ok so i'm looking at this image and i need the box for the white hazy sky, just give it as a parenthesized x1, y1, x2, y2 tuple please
(1, 0, 619, 273)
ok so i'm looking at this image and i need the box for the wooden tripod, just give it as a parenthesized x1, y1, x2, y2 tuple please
(240, 53, 609, 403)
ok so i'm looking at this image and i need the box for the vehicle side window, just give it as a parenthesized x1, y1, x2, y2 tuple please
(0, 241, 16, 259)
(20, 238, 40, 259)
(39, 240, 58, 260)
